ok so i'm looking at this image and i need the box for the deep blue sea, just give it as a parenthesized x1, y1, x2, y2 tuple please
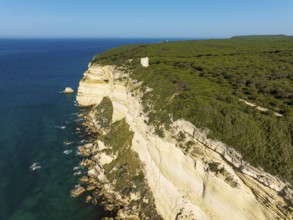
(0, 38, 168, 220)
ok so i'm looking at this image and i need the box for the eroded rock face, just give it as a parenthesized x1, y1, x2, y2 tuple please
(77, 65, 115, 107)
(77, 64, 293, 220)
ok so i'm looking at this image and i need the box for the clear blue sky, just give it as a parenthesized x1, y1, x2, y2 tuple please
(0, 0, 292, 38)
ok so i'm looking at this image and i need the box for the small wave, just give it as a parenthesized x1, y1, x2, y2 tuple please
(80, 140, 86, 143)
(63, 141, 73, 145)
(63, 149, 73, 155)
(30, 162, 41, 171)
(73, 171, 82, 176)
(73, 166, 81, 171)
(74, 184, 81, 188)
(74, 118, 84, 122)
(75, 151, 83, 156)
(75, 146, 83, 156)
(54, 126, 66, 130)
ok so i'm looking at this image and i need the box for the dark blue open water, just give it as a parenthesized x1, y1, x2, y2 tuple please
(0, 38, 165, 220)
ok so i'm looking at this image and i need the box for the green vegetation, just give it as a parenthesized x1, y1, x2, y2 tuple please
(93, 97, 113, 128)
(103, 119, 161, 219)
(93, 36, 293, 184)
(103, 118, 133, 154)
(208, 162, 224, 175)
(91, 101, 161, 218)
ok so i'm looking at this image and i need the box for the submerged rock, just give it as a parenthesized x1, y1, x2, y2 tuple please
(63, 87, 74, 94)
(85, 195, 92, 203)
(105, 203, 115, 211)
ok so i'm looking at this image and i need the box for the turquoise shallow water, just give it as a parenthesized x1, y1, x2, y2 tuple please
(0, 39, 163, 220)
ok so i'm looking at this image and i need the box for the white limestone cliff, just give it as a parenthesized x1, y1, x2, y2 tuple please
(77, 64, 293, 220)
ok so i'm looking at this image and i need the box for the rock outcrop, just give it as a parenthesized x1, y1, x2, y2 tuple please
(71, 186, 85, 197)
(77, 64, 293, 220)
(63, 87, 74, 94)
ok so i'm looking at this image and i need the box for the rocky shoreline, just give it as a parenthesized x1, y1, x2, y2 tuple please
(71, 110, 161, 219)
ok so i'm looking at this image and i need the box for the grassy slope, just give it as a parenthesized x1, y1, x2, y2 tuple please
(92, 36, 293, 184)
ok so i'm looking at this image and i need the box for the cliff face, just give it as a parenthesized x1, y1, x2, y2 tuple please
(77, 64, 293, 220)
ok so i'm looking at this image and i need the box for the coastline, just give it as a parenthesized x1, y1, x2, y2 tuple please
(72, 100, 161, 219)
(75, 64, 293, 219)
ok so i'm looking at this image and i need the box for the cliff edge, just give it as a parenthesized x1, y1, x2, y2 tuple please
(76, 64, 293, 219)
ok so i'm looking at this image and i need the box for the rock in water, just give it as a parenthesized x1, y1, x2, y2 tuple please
(63, 87, 74, 94)
(80, 176, 89, 183)
(71, 187, 85, 197)
(85, 195, 92, 203)
(86, 184, 96, 191)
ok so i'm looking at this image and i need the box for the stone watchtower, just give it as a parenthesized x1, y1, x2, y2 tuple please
(141, 57, 149, 67)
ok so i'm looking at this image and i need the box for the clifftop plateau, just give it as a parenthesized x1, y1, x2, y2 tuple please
(90, 37, 293, 185)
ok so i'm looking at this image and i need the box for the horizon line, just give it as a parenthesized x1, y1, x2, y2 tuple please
(0, 34, 291, 41)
